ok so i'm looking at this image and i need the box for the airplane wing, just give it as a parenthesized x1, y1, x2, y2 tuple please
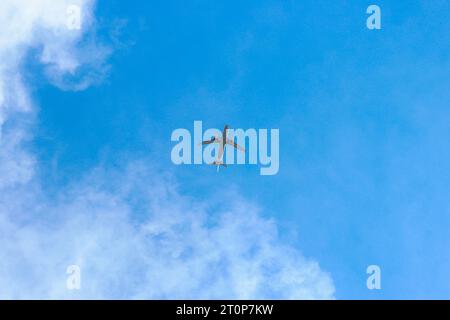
(201, 136, 217, 145)
(226, 139, 245, 152)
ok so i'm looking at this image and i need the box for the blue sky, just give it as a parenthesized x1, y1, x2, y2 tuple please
(1, 0, 449, 299)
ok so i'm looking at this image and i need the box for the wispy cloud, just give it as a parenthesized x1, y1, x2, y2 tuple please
(0, 0, 335, 299)
(1, 162, 335, 299)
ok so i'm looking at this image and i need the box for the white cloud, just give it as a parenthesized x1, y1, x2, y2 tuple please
(0, 163, 334, 299)
(0, 0, 107, 123)
(0, 1, 335, 299)
(0, 0, 107, 182)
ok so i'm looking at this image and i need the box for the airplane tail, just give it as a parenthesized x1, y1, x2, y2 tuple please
(209, 161, 227, 172)
(217, 162, 227, 172)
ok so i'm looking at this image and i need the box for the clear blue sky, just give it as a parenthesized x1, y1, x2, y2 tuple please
(30, 0, 450, 298)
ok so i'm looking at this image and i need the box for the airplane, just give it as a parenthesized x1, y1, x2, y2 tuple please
(201, 125, 245, 172)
